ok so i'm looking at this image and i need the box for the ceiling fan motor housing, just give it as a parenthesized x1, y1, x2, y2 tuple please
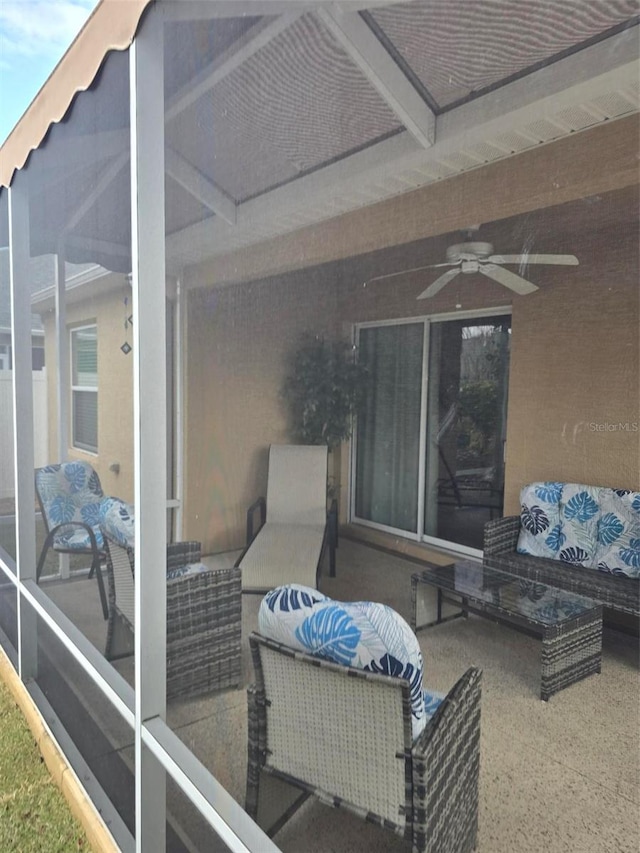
(446, 241, 494, 262)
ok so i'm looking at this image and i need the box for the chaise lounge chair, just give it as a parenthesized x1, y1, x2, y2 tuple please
(236, 445, 337, 593)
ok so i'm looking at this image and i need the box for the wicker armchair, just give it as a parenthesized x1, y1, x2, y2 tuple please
(102, 527, 242, 699)
(246, 633, 482, 853)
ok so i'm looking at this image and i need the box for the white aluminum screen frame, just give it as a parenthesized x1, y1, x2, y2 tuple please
(1, 4, 281, 852)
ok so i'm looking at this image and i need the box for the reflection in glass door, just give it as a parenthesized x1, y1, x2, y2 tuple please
(424, 316, 511, 549)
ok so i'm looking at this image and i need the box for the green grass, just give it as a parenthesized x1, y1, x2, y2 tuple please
(0, 678, 91, 852)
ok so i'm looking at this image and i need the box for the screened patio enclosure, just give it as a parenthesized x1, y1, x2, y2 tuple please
(0, 1, 639, 851)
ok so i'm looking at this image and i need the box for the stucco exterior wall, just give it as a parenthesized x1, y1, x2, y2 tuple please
(504, 225, 640, 511)
(334, 200, 640, 515)
(41, 283, 134, 502)
(185, 187, 638, 554)
(184, 268, 340, 551)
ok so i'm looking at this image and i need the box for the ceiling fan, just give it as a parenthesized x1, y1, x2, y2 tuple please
(368, 240, 579, 299)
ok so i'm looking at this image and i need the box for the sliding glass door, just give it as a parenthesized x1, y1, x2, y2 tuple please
(353, 313, 511, 551)
(424, 316, 511, 549)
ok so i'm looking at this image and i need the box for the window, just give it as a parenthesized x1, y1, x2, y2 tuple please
(32, 344, 45, 371)
(71, 325, 98, 452)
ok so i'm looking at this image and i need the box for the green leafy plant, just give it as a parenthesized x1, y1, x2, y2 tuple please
(282, 335, 367, 450)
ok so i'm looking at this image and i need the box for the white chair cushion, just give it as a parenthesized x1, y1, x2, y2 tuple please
(266, 445, 328, 526)
(240, 523, 325, 591)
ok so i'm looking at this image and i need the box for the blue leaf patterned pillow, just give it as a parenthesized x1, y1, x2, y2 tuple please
(258, 585, 429, 741)
(295, 604, 361, 666)
(594, 490, 640, 578)
(559, 484, 600, 566)
(100, 497, 135, 549)
(517, 483, 561, 558)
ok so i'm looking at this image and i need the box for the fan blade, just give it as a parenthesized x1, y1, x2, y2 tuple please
(478, 263, 538, 295)
(488, 254, 578, 266)
(417, 268, 461, 299)
(367, 261, 457, 285)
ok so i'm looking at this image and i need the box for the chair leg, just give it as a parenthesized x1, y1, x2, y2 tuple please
(246, 685, 264, 821)
(36, 530, 57, 582)
(92, 554, 109, 620)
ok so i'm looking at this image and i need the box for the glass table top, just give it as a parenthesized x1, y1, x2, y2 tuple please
(415, 559, 600, 628)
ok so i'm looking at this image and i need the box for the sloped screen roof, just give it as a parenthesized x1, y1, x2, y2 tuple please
(0, 0, 637, 275)
(370, 0, 639, 109)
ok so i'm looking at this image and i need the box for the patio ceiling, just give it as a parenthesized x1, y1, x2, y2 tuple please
(0, 0, 638, 277)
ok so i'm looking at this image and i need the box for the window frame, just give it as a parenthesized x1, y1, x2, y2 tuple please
(70, 323, 98, 454)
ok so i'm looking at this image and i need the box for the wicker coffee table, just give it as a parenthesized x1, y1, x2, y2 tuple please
(411, 560, 602, 700)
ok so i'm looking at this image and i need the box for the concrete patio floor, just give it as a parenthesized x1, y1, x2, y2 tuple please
(43, 538, 640, 853)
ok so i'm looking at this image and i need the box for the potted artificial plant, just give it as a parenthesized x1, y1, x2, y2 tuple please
(281, 334, 367, 499)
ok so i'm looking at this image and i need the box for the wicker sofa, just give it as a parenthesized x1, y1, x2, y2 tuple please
(484, 482, 640, 618)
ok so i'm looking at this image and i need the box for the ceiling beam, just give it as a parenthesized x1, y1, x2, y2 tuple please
(165, 13, 302, 121)
(315, 5, 435, 148)
(165, 147, 237, 224)
(64, 150, 129, 233)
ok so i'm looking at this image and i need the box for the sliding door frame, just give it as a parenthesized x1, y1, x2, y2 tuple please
(351, 306, 512, 557)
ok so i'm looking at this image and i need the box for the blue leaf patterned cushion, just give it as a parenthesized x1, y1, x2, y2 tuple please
(516, 483, 562, 558)
(259, 584, 442, 741)
(594, 490, 640, 578)
(54, 526, 104, 552)
(560, 484, 600, 566)
(99, 500, 211, 580)
(516, 483, 640, 578)
(36, 462, 106, 552)
(167, 562, 210, 580)
(100, 497, 135, 549)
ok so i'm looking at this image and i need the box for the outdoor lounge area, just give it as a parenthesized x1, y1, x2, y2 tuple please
(0, 1, 638, 851)
(23, 538, 638, 852)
